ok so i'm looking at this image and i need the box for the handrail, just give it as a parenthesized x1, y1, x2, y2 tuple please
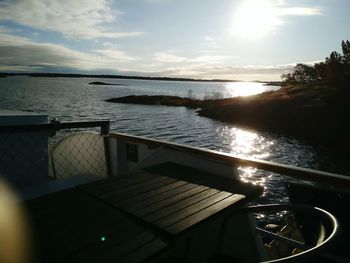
(109, 132, 350, 191)
(0, 120, 111, 135)
(1, 121, 349, 190)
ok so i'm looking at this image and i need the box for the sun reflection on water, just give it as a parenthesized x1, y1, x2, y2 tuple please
(225, 82, 269, 97)
(218, 126, 275, 191)
(217, 126, 291, 222)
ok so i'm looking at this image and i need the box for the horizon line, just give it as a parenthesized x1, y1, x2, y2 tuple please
(0, 72, 282, 83)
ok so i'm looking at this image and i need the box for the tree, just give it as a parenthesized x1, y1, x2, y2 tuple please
(281, 72, 295, 83)
(281, 63, 322, 84)
(281, 40, 350, 85)
(341, 40, 350, 64)
(341, 40, 350, 82)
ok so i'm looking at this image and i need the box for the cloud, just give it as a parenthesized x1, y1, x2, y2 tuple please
(0, 26, 7, 33)
(153, 51, 232, 64)
(231, 0, 321, 37)
(0, 31, 139, 71)
(93, 49, 139, 62)
(140, 50, 303, 80)
(166, 60, 324, 81)
(204, 36, 215, 41)
(141, 63, 299, 81)
(0, 65, 44, 72)
(154, 52, 187, 63)
(190, 55, 233, 64)
(0, 28, 321, 81)
(0, 0, 144, 39)
(278, 7, 322, 16)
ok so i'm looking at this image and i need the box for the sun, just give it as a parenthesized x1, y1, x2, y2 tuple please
(232, 0, 281, 38)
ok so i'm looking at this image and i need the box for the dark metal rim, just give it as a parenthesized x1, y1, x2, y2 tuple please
(230, 204, 339, 263)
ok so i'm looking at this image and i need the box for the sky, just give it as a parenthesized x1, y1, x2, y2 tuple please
(0, 0, 349, 81)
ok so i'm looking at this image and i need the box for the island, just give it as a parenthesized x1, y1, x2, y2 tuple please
(106, 84, 349, 143)
(89, 81, 124, 86)
(106, 95, 202, 108)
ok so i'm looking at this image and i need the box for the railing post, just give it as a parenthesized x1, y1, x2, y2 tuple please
(101, 121, 112, 177)
(49, 118, 61, 137)
(101, 121, 110, 136)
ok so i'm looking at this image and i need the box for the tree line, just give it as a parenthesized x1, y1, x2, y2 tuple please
(281, 40, 350, 85)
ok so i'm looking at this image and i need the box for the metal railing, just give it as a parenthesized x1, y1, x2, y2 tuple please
(0, 119, 110, 134)
(1, 118, 349, 191)
(109, 132, 350, 191)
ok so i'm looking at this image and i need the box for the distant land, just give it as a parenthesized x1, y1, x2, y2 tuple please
(0, 72, 281, 85)
(89, 81, 124, 86)
(106, 83, 350, 151)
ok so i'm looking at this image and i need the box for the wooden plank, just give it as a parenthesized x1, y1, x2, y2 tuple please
(99, 176, 177, 203)
(79, 172, 158, 195)
(98, 174, 171, 197)
(144, 164, 216, 189)
(156, 191, 233, 229)
(120, 182, 199, 213)
(145, 162, 262, 196)
(144, 188, 220, 223)
(133, 185, 209, 217)
(166, 194, 245, 235)
(114, 180, 189, 207)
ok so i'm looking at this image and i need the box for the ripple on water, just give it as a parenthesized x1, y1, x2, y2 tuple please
(0, 77, 334, 212)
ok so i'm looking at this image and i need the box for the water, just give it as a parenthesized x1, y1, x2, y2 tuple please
(0, 76, 337, 205)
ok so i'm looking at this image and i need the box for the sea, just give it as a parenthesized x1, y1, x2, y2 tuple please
(0, 76, 341, 210)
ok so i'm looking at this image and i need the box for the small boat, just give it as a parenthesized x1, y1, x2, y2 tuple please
(0, 110, 348, 263)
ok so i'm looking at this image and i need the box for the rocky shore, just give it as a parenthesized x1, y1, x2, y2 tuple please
(106, 84, 350, 147)
(106, 95, 203, 108)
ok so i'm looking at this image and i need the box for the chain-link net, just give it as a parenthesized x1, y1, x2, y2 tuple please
(0, 121, 109, 189)
(49, 127, 107, 179)
(0, 128, 49, 189)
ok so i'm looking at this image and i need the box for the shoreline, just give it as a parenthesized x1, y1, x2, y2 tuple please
(0, 72, 282, 85)
(106, 83, 350, 149)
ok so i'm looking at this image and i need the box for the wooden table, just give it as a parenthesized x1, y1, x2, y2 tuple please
(25, 162, 261, 263)
(79, 163, 261, 235)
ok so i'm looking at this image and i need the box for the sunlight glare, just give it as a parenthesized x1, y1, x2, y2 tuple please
(232, 0, 281, 38)
(217, 126, 275, 191)
(225, 82, 267, 97)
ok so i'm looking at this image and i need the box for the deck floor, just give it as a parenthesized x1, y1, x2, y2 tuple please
(26, 189, 166, 263)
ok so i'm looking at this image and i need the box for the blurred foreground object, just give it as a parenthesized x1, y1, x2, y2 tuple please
(0, 179, 30, 263)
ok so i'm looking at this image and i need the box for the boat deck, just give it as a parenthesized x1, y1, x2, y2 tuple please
(25, 163, 262, 263)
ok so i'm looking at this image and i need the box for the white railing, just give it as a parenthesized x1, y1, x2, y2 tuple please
(108, 132, 350, 191)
